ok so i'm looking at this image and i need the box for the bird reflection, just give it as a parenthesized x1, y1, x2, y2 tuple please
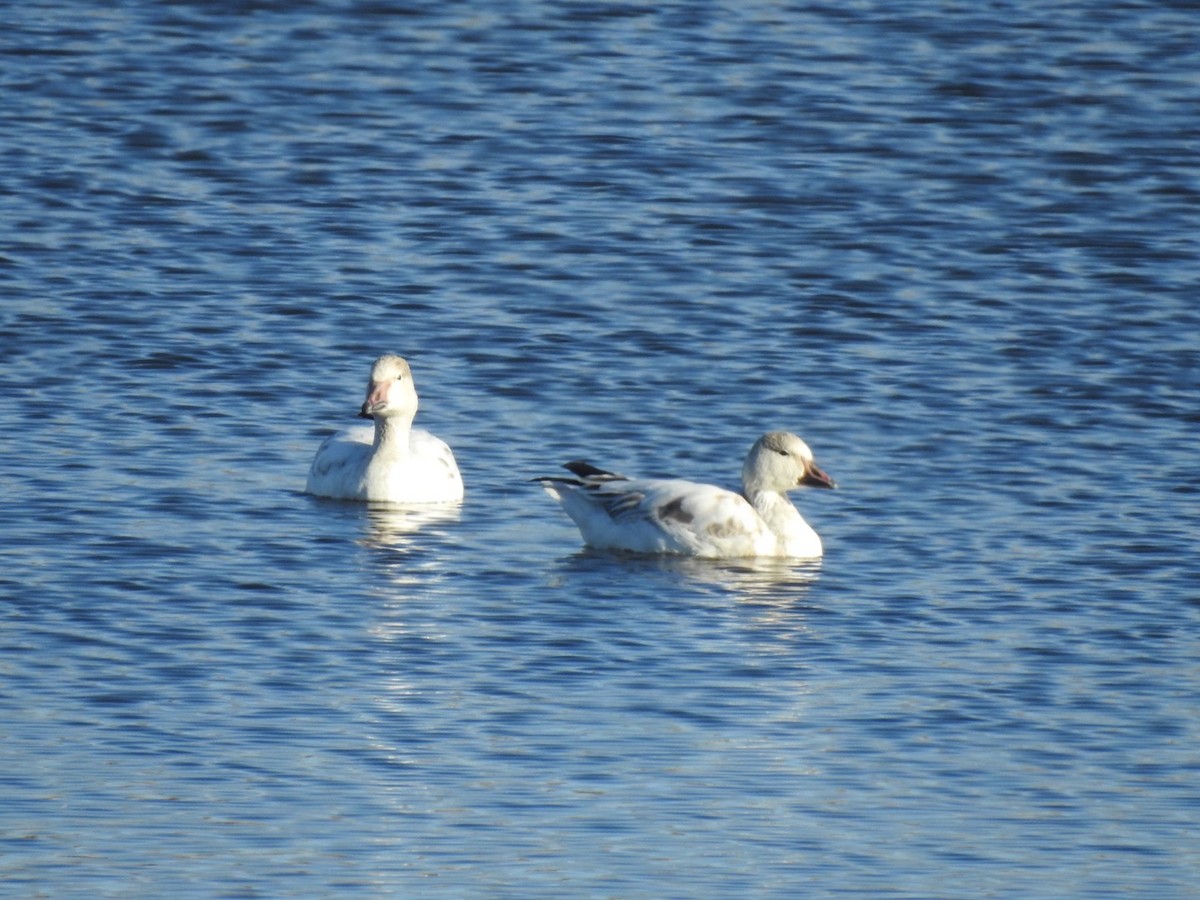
(706, 556, 823, 602)
(356, 502, 462, 594)
(358, 502, 462, 552)
(556, 550, 822, 606)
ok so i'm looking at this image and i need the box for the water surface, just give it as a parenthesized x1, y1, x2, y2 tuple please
(2, 1, 1198, 896)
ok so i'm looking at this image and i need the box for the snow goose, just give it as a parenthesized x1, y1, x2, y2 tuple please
(306, 354, 463, 504)
(535, 431, 834, 558)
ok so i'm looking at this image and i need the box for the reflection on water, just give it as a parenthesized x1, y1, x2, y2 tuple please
(701, 556, 821, 599)
(360, 502, 462, 552)
(553, 549, 822, 606)
(357, 502, 464, 599)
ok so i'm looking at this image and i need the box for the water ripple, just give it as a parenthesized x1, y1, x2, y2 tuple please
(2, 0, 1198, 896)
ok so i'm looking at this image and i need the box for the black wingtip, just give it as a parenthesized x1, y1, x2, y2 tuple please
(563, 459, 614, 479)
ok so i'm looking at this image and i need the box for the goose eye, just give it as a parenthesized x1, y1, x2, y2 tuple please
(775, 449, 789, 457)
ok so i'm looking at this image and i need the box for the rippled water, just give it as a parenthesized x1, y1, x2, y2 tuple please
(2, 1, 1198, 896)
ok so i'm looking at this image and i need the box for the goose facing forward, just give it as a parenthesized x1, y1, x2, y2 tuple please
(535, 431, 835, 558)
(306, 354, 463, 504)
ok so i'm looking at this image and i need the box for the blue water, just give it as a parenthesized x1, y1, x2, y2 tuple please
(2, 1, 1198, 896)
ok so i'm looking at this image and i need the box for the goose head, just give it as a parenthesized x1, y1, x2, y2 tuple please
(743, 431, 836, 494)
(359, 354, 419, 420)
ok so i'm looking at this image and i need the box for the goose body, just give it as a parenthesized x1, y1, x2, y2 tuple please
(306, 355, 463, 504)
(536, 432, 834, 558)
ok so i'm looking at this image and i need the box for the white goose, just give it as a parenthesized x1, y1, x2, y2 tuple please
(306, 354, 463, 504)
(535, 431, 835, 558)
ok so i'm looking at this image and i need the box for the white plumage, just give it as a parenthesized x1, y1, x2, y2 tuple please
(306, 354, 463, 504)
(535, 431, 835, 558)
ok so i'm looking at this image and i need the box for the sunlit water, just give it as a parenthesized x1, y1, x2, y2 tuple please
(2, 1, 1197, 896)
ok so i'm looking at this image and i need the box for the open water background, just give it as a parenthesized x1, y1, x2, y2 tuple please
(2, 1, 1198, 896)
